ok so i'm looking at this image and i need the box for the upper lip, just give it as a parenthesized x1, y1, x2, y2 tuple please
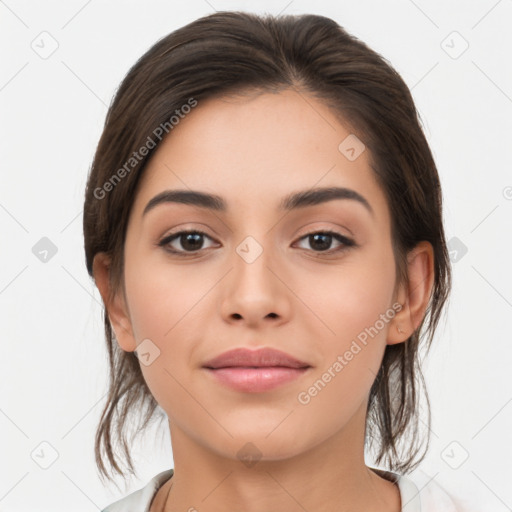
(202, 347, 311, 369)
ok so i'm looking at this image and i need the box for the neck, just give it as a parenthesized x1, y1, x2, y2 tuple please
(162, 402, 401, 512)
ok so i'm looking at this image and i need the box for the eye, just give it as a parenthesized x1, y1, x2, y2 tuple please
(158, 230, 217, 255)
(157, 229, 356, 256)
(294, 230, 356, 254)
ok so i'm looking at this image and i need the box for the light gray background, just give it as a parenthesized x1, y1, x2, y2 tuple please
(1, 0, 511, 510)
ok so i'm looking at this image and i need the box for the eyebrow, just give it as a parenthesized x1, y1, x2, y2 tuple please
(142, 186, 374, 217)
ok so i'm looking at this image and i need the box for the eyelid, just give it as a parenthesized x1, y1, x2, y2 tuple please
(294, 222, 354, 239)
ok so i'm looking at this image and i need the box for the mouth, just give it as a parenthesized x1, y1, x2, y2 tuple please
(202, 347, 312, 393)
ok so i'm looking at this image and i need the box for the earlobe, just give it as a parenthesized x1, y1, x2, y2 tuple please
(92, 252, 137, 352)
(387, 241, 435, 345)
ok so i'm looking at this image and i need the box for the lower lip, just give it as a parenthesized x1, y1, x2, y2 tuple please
(204, 366, 310, 392)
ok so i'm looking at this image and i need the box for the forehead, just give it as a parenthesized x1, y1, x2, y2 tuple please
(131, 89, 390, 223)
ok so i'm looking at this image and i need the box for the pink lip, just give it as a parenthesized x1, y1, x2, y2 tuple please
(202, 347, 310, 369)
(206, 367, 310, 392)
(202, 347, 311, 393)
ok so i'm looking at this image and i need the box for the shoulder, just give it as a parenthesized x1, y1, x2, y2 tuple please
(101, 469, 174, 512)
(395, 469, 460, 512)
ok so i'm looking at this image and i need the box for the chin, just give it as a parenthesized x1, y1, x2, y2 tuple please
(214, 431, 312, 464)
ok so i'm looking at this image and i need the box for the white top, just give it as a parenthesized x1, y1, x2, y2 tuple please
(101, 467, 460, 512)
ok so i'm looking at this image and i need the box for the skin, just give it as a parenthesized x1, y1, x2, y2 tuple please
(93, 88, 434, 512)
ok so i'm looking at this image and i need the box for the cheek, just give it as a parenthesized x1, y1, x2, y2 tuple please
(293, 269, 396, 428)
(298, 248, 396, 343)
(296, 244, 396, 392)
(122, 251, 214, 405)
(123, 247, 210, 340)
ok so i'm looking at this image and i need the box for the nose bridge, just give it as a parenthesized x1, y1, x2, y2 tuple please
(229, 204, 277, 271)
(235, 233, 267, 266)
(232, 233, 276, 290)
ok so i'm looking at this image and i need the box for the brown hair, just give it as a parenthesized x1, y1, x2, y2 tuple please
(83, 10, 452, 484)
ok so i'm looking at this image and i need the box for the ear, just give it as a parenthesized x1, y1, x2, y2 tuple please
(387, 241, 435, 345)
(92, 252, 137, 352)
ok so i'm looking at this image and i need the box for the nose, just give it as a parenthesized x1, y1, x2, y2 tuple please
(219, 236, 292, 328)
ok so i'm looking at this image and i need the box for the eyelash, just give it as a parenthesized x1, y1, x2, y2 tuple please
(157, 229, 356, 257)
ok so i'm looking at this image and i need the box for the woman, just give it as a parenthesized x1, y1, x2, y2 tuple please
(84, 10, 457, 512)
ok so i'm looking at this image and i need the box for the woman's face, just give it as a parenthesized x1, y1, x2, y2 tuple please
(105, 89, 408, 463)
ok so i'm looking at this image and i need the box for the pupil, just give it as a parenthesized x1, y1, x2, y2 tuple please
(311, 233, 331, 251)
(182, 233, 202, 250)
